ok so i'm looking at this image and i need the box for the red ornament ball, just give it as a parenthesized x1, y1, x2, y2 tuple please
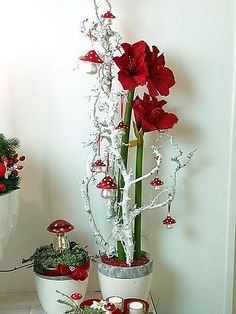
(0, 162, 6, 178)
(0, 183, 6, 192)
(71, 293, 82, 300)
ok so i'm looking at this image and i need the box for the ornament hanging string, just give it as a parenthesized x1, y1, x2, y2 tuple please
(106, 152, 109, 174)
(98, 133, 101, 157)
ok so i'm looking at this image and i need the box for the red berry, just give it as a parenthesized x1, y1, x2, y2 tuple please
(19, 156, 25, 161)
(12, 170, 18, 176)
(17, 165, 23, 170)
(14, 154, 18, 158)
(0, 183, 6, 192)
(8, 159, 13, 166)
(13, 158, 19, 164)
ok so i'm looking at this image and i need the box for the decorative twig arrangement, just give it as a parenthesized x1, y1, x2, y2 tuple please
(80, 0, 194, 264)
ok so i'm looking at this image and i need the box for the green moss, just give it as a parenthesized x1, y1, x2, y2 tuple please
(23, 243, 89, 274)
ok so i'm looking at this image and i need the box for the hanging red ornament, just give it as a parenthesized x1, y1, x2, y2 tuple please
(92, 159, 106, 173)
(0, 162, 6, 178)
(79, 50, 104, 75)
(97, 176, 118, 199)
(101, 11, 116, 25)
(150, 177, 164, 190)
(162, 202, 176, 228)
(115, 120, 128, 131)
(162, 215, 176, 228)
(0, 183, 6, 192)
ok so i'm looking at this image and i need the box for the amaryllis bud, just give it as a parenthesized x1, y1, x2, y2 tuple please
(19, 156, 25, 161)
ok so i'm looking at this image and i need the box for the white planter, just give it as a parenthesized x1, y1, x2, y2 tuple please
(35, 273, 89, 314)
(0, 189, 19, 260)
(98, 252, 153, 300)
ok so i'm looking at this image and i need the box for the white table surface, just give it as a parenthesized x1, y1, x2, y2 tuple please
(0, 292, 157, 314)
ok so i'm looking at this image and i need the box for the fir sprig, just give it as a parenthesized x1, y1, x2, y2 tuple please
(23, 243, 90, 274)
(0, 134, 19, 158)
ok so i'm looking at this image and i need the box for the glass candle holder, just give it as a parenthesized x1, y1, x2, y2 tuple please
(128, 301, 145, 314)
(106, 296, 124, 310)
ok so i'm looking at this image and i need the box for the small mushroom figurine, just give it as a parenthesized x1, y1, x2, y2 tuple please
(47, 219, 74, 253)
(71, 293, 83, 306)
(101, 11, 116, 26)
(115, 120, 128, 132)
(104, 303, 116, 314)
(150, 177, 164, 190)
(79, 50, 104, 75)
(162, 215, 176, 229)
(92, 159, 106, 173)
(97, 176, 118, 199)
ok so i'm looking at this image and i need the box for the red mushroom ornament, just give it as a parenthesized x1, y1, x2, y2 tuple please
(79, 50, 104, 75)
(97, 176, 118, 199)
(115, 120, 128, 133)
(150, 177, 164, 190)
(71, 293, 83, 306)
(162, 215, 176, 229)
(92, 159, 106, 173)
(101, 11, 116, 25)
(47, 219, 74, 252)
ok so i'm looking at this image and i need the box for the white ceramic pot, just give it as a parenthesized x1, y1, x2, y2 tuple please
(0, 189, 19, 260)
(35, 273, 89, 314)
(98, 252, 153, 300)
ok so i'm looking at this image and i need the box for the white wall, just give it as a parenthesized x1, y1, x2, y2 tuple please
(0, 1, 235, 314)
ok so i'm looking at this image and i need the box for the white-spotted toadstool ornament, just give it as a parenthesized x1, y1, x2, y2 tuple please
(101, 11, 116, 26)
(79, 50, 104, 75)
(47, 219, 74, 253)
(97, 176, 118, 199)
(71, 293, 83, 306)
(150, 177, 164, 190)
(115, 120, 128, 133)
(104, 303, 116, 314)
(162, 215, 176, 229)
(92, 159, 106, 173)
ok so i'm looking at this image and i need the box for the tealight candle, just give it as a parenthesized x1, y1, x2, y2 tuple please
(107, 296, 123, 310)
(128, 301, 145, 314)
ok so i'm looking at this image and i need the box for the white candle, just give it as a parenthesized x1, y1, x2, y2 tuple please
(107, 296, 123, 310)
(128, 301, 145, 314)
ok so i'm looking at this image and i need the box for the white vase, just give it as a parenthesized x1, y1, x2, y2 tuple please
(0, 189, 19, 260)
(35, 273, 89, 314)
(98, 252, 153, 300)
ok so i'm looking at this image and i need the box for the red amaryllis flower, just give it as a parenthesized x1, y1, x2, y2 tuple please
(133, 93, 178, 132)
(146, 45, 175, 96)
(113, 41, 148, 90)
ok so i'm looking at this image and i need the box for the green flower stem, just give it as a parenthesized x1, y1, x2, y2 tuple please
(117, 89, 135, 261)
(134, 142, 144, 260)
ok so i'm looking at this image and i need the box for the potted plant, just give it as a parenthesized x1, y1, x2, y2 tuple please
(80, 1, 194, 299)
(0, 133, 25, 260)
(23, 219, 90, 314)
